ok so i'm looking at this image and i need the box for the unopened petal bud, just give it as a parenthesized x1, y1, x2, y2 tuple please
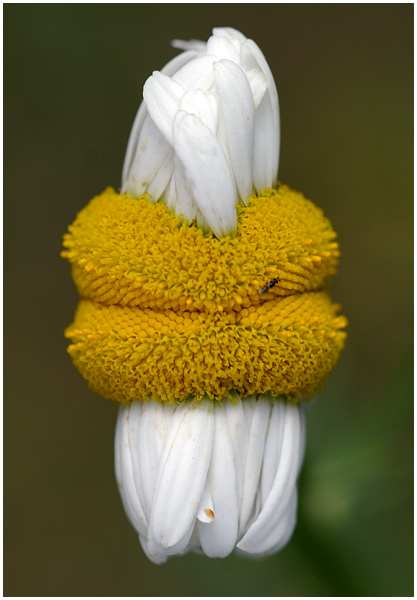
(122, 27, 280, 238)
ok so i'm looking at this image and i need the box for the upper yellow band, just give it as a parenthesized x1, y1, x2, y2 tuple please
(62, 185, 340, 313)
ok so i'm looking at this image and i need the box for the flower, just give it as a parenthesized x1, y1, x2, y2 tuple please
(121, 27, 279, 238)
(62, 26, 347, 564)
(115, 395, 305, 563)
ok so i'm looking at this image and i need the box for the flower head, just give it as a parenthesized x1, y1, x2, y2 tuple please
(62, 26, 347, 565)
(122, 27, 280, 238)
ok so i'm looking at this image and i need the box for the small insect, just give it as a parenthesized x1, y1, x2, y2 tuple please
(259, 277, 280, 294)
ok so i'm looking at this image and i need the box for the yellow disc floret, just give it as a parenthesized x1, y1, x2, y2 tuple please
(62, 185, 347, 403)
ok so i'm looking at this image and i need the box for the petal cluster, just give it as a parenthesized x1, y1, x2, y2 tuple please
(115, 395, 304, 563)
(121, 27, 280, 238)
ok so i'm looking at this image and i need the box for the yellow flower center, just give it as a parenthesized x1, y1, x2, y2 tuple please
(62, 185, 347, 403)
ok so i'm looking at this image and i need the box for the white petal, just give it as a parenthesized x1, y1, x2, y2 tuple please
(253, 92, 276, 191)
(260, 398, 286, 507)
(123, 114, 171, 197)
(114, 405, 124, 486)
(137, 401, 168, 520)
(173, 155, 198, 222)
(122, 49, 198, 190)
(115, 404, 148, 537)
(239, 395, 272, 533)
(214, 105, 232, 168)
(212, 27, 247, 48)
(256, 489, 298, 557)
(237, 401, 302, 554)
(298, 403, 306, 470)
(197, 401, 238, 557)
(172, 54, 218, 92)
(148, 399, 214, 549)
(244, 38, 280, 181)
(246, 68, 268, 110)
(196, 209, 210, 234)
(171, 39, 206, 53)
(186, 524, 204, 554)
(241, 393, 257, 423)
(143, 71, 185, 146)
(173, 111, 237, 238)
(121, 101, 148, 189)
(126, 402, 148, 523)
(139, 534, 167, 565)
(179, 89, 218, 135)
(223, 398, 249, 516)
(206, 35, 241, 64)
(239, 43, 259, 72)
(147, 149, 174, 200)
(214, 59, 254, 203)
(161, 173, 177, 212)
(148, 518, 195, 560)
(161, 49, 201, 77)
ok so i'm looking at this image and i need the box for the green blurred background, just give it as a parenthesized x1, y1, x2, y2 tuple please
(4, 4, 413, 596)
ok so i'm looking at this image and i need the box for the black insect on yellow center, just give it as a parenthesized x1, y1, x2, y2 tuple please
(259, 277, 280, 294)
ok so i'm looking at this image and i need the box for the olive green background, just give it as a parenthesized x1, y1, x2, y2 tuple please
(4, 4, 413, 597)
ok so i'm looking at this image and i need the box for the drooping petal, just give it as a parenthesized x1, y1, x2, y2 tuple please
(123, 114, 172, 198)
(173, 155, 198, 222)
(212, 27, 248, 49)
(122, 49, 198, 189)
(196, 209, 210, 235)
(173, 111, 237, 238)
(213, 105, 233, 168)
(238, 395, 272, 533)
(161, 49, 201, 78)
(178, 89, 218, 134)
(121, 100, 148, 190)
(260, 398, 286, 507)
(246, 68, 268, 109)
(137, 401, 168, 521)
(237, 401, 302, 554)
(186, 522, 206, 554)
(252, 92, 276, 191)
(206, 35, 241, 64)
(161, 173, 177, 212)
(148, 399, 214, 550)
(114, 404, 126, 506)
(223, 398, 249, 517)
(198, 401, 238, 557)
(146, 149, 174, 200)
(148, 518, 196, 561)
(258, 489, 298, 557)
(139, 534, 167, 565)
(171, 39, 206, 53)
(298, 403, 306, 470)
(115, 404, 148, 537)
(143, 71, 185, 146)
(214, 59, 255, 203)
(172, 54, 218, 92)
(126, 402, 148, 523)
(244, 38, 280, 182)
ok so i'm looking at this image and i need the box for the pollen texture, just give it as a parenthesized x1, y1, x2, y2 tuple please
(62, 186, 347, 403)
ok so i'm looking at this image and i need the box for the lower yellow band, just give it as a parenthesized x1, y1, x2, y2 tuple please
(65, 292, 347, 403)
